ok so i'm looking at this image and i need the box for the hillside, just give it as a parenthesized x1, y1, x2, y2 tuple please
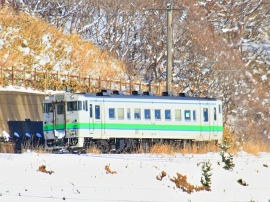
(0, 7, 125, 79)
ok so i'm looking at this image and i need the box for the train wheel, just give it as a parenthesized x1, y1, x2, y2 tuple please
(97, 140, 109, 153)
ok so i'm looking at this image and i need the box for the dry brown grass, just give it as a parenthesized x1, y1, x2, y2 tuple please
(0, 142, 15, 153)
(37, 165, 54, 175)
(30, 149, 51, 154)
(149, 127, 270, 155)
(177, 142, 220, 154)
(0, 6, 126, 78)
(86, 145, 101, 154)
(150, 144, 175, 155)
(241, 141, 270, 155)
(150, 142, 220, 155)
(156, 170, 167, 181)
(223, 127, 270, 155)
(170, 173, 208, 193)
(105, 165, 117, 174)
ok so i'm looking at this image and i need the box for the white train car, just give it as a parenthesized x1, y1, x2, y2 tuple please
(42, 90, 223, 153)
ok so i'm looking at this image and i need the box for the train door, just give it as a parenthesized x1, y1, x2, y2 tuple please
(94, 104, 102, 137)
(89, 103, 94, 134)
(53, 103, 66, 137)
(212, 106, 218, 136)
(202, 105, 211, 140)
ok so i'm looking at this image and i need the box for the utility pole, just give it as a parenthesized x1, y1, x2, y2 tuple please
(166, 3, 173, 92)
(147, 3, 184, 93)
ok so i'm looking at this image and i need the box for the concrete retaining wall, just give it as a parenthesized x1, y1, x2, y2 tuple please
(0, 90, 45, 133)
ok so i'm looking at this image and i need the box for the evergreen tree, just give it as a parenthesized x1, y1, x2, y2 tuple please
(200, 161, 212, 191)
(219, 141, 235, 171)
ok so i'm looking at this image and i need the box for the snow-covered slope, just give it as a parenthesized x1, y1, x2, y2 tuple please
(0, 7, 126, 79)
(0, 152, 270, 202)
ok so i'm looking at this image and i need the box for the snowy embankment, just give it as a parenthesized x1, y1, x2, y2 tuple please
(0, 152, 270, 202)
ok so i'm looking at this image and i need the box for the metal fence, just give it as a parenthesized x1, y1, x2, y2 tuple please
(0, 67, 182, 95)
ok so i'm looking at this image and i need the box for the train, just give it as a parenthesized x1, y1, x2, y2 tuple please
(42, 90, 223, 153)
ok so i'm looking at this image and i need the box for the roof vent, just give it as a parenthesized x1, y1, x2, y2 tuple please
(113, 90, 124, 95)
(132, 91, 143, 95)
(162, 92, 173, 96)
(96, 92, 103, 96)
(143, 91, 154, 96)
(179, 93, 185, 97)
(99, 89, 112, 95)
(132, 91, 138, 95)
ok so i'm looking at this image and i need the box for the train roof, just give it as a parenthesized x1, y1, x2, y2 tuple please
(81, 90, 219, 102)
(43, 90, 221, 103)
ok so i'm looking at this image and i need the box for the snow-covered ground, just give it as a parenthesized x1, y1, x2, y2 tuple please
(0, 152, 270, 202)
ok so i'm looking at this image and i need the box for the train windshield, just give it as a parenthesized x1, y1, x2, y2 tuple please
(67, 101, 82, 111)
(43, 103, 53, 113)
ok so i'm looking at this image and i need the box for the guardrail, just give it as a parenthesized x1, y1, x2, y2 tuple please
(0, 67, 182, 95)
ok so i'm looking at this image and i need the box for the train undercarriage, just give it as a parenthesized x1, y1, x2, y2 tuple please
(45, 136, 217, 154)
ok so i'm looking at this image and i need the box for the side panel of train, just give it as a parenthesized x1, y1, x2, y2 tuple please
(42, 92, 223, 151)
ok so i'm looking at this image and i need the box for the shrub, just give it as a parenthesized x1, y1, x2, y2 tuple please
(170, 172, 208, 194)
(237, 178, 248, 186)
(105, 165, 117, 174)
(156, 170, 167, 181)
(37, 165, 54, 175)
(170, 173, 198, 194)
(219, 141, 235, 171)
(200, 161, 212, 191)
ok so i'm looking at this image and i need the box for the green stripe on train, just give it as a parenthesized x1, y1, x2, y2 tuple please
(43, 122, 223, 132)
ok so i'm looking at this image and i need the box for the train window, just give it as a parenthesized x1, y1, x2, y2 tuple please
(144, 109, 151, 120)
(95, 105, 100, 119)
(219, 104, 221, 114)
(184, 110, 191, 121)
(118, 108, 124, 119)
(43, 103, 53, 113)
(49, 104, 53, 113)
(89, 104, 92, 118)
(127, 108, 131, 119)
(42, 104, 46, 113)
(67, 101, 78, 111)
(155, 109, 161, 120)
(214, 107, 217, 121)
(109, 108, 115, 119)
(57, 104, 64, 115)
(175, 109, 181, 121)
(66, 101, 81, 111)
(83, 101, 88, 111)
(193, 110, 196, 121)
(85, 100, 88, 111)
(134, 108, 141, 119)
(203, 108, 208, 122)
(165, 110, 171, 120)
(78, 101, 82, 110)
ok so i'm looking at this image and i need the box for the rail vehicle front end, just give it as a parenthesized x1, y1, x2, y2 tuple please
(42, 92, 86, 152)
